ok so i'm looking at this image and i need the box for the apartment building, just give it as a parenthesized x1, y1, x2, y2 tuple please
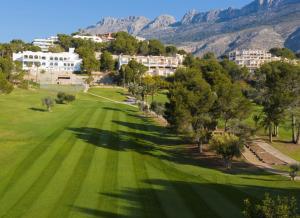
(114, 54, 184, 76)
(13, 48, 82, 72)
(32, 36, 58, 52)
(229, 49, 279, 72)
(73, 35, 103, 43)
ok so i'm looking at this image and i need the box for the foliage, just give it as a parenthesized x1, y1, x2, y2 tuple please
(270, 47, 296, 60)
(148, 39, 165, 56)
(76, 46, 100, 73)
(256, 61, 300, 142)
(243, 193, 298, 218)
(165, 67, 217, 152)
(210, 133, 244, 169)
(100, 51, 115, 72)
(56, 92, 76, 104)
(0, 73, 13, 94)
(42, 97, 54, 112)
(150, 101, 165, 116)
(110, 32, 139, 55)
(122, 60, 147, 85)
(138, 41, 149, 55)
(48, 44, 65, 53)
(165, 45, 178, 56)
(289, 164, 299, 181)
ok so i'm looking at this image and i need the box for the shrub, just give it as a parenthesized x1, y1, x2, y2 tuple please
(209, 133, 244, 169)
(243, 193, 298, 218)
(56, 92, 76, 104)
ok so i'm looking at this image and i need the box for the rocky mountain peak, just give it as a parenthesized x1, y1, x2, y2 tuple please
(143, 15, 176, 30)
(181, 9, 198, 25)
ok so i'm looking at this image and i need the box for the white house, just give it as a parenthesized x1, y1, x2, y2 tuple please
(13, 48, 82, 72)
(32, 36, 58, 52)
(73, 35, 103, 43)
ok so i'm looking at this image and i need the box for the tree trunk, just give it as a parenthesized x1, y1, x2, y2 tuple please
(224, 159, 232, 169)
(224, 120, 228, 132)
(197, 140, 203, 153)
(296, 126, 300, 145)
(292, 115, 296, 143)
(269, 124, 273, 143)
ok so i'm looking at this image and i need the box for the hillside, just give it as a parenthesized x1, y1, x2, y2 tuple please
(82, 0, 300, 56)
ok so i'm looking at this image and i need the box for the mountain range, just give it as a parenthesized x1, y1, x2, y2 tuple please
(81, 0, 300, 56)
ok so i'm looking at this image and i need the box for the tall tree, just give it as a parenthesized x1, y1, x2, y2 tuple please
(100, 51, 115, 72)
(165, 68, 216, 153)
(148, 39, 165, 56)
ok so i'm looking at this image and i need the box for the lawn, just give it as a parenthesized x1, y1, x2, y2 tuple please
(0, 88, 299, 218)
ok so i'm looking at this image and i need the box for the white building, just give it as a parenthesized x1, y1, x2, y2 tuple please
(229, 49, 279, 72)
(73, 35, 103, 43)
(32, 36, 58, 52)
(114, 54, 184, 77)
(13, 48, 82, 72)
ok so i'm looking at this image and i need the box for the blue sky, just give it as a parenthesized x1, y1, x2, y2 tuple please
(0, 0, 252, 43)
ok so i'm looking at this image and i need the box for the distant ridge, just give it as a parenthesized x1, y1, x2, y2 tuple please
(82, 0, 300, 56)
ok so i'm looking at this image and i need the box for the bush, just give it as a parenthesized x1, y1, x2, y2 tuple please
(56, 92, 76, 104)
(289, 164, 299, 181)
(209, 133, 244, 169)
(243, 193, 298, 218)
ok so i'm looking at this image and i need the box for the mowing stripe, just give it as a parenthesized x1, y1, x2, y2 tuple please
(0, 108, 90, 215)
(0, 108, 83, 197)
(2, 108, 97, 218)
(68, 108, 113, 218)
(130, 120, 167, 218)
(48, 106, 108, 218)
(115, 110, 144, 217)
(20, 107, 102, 218)
(96, 110, 120, 215)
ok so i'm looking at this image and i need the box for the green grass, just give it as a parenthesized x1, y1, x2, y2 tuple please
(0, 88, 299, 218)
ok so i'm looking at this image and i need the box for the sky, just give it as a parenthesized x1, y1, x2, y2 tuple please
(0, 0, 253, 43)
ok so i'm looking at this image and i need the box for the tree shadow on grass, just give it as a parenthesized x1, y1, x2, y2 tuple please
(68, 127, 156, 155)
(71, 179, 300, 218)
(29, 107, 47, 112)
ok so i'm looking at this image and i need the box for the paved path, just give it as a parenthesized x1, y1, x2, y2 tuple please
(254, 140, 300, 165)
(87, 92, 138, 108)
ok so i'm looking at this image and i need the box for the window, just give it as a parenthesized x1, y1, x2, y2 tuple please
(50, 63, 53, 66)
(64, 63, 67, 66)
(55, 57, 58, 61)
(55, 63, 58, 66)
(34, 55, 38, 59)
(42, 56, 46, 60)
(24, 55, 28, 59)
(71, 63, 74, 66)
(29, 55, 33, 59)
(59, 57, 63, 61)
(50, 57, 53, 60)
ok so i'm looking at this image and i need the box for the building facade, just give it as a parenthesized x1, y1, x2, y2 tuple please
(229, 49, 280, 72)
(114, 54, 184, 77)
(73, 35, 103, 43)
(32, 36, 59, 52)
(13, 48, 82, 72)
